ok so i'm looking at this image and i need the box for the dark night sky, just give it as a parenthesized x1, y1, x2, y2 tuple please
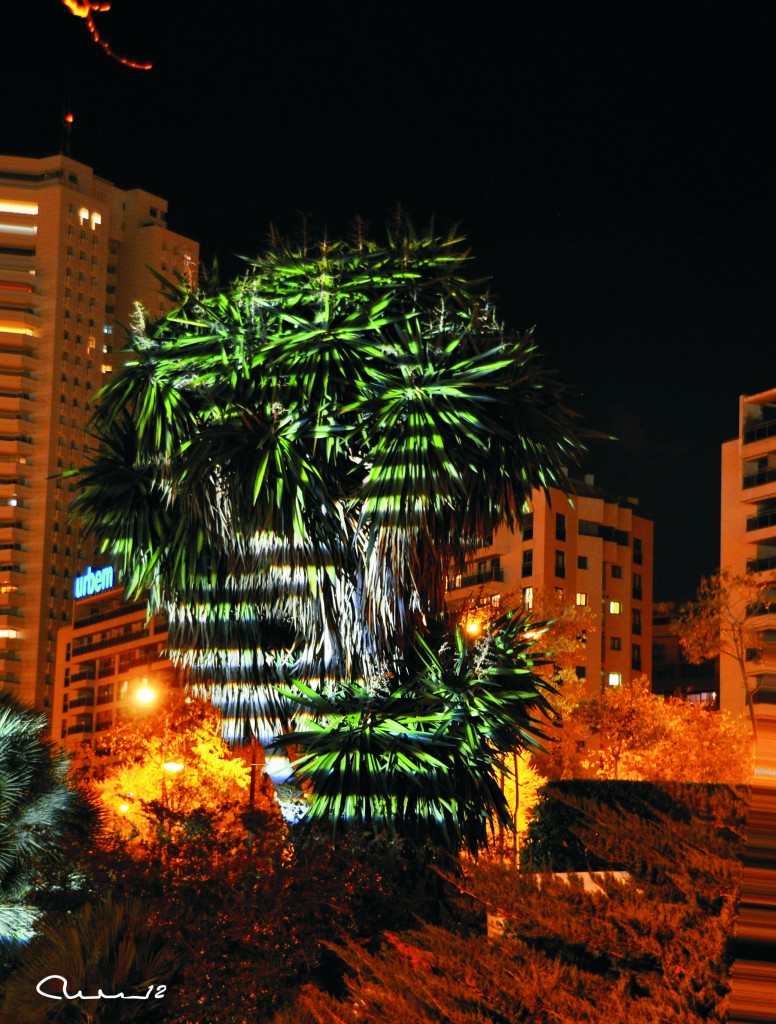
(5, 3, 775, 599)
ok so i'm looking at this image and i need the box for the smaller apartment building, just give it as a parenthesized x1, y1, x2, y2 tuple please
(445, 476, 653, 695)
(52, 564, 178, 755)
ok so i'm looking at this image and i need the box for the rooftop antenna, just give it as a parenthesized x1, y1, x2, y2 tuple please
(62, 102, 74, 157)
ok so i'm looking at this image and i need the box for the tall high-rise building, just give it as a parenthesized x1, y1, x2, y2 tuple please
(720, 387, 776, 722)
(444, 475, 653, 694)
(0, 153, 198, 711)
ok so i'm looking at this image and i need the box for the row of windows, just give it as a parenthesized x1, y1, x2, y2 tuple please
(544, 513, 644, 563)
(521, 546, 644, 596)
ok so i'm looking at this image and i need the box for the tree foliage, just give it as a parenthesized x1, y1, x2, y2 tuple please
(73, 223, 581, 744)
(89, 697, 252, 857)
(278, 610, 556, 856)
(540, 676, 752, 784)
(0, 692, 94, 947)
(671, 569, 776, 736)
(0, 896, 179, 1023)
(272, 783, 745, 1024)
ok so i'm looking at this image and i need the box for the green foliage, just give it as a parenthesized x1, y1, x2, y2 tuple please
(521, 780, 746, 875)
(0, 691, 95, 949)
(73, 221, 581, 738)
(0, 896, 181, 1023)
(278, 611, 556, 856)
(272, 783, 744, 1024)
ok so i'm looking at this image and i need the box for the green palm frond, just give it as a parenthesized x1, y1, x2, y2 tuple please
(71, 217, 581, 756)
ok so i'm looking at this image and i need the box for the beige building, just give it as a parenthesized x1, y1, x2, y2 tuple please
(445, 476, 653, 694)
(720, 388, 776, 721)
(52, 565, 178, 758)
(0, 153, 198, 711)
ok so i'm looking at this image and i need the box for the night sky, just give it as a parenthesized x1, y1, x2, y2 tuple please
(5, 3, 775, 599)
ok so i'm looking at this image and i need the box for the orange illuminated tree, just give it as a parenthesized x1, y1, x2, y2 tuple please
(672, 569, 776, 738)
(541, 675, 752, 785)
(92, 697, 252, 857)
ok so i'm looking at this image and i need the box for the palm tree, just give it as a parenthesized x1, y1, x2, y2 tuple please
(72, 222, 580, 842)
(0, 692, 89, 948)
(0, 895, 180, 1023)
(276, 609, 555, 856)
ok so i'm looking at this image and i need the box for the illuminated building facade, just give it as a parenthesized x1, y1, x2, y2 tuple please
(0, 153, 197, 711)
(52, 565, 178, 757)
(445, 475, 653, 694)
(720, 387, 776, 719)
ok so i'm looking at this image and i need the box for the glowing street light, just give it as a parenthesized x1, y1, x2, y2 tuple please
(135, 684, 156, 705)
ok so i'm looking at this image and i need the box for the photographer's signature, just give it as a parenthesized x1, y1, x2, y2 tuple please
(36, 975, 167, 1001)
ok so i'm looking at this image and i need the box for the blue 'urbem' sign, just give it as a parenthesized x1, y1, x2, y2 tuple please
(73, 565, 115, 600)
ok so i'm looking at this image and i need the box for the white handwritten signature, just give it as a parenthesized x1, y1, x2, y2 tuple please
(36, 975, 167, 1001)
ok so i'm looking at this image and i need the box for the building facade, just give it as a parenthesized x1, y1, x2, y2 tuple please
(720, 388, 776, 720)
(445, 475, 653, 695)
(651, 603, 719, 705)
(0, 153, 198, 710)
(52, 564, 178, 757)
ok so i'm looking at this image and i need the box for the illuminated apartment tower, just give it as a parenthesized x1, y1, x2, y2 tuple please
(445, 476, 653, 694)
(0, 153, 198, 711)
(720, 388, 776, 720)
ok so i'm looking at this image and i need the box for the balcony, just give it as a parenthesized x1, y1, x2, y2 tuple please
(72, 627, 150, 656)
(744, 419, 776, 445)
(74, 600, 147, 630)
(67, 692, 95, 710)
(70, 667, 96, 683)
(748, 556, 776, 573)
(67, 722, 93, 735)
(447, 568, 504, 591)
(743, 468, 776, 490)
(747, 509, 776, 532)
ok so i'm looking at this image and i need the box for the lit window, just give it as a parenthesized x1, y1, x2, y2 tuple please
(0, 200, 37, 215)
(0, 222, 37, 236)
(608, 672, 622, 687)
(0, 629, 18, 638)
(609, 600, 621, 615)
(575, 592, 588, 606)
(522, 586, 533, 610)
(78, 207, 89, 224)
(90, 211, 101, 229)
